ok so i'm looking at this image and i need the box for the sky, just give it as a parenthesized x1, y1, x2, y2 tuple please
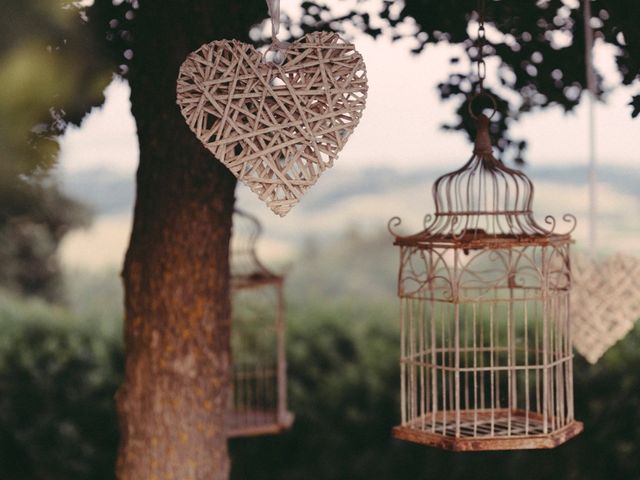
(56, 2, 640, 270)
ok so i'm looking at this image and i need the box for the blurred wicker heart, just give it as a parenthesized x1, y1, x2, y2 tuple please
(176, 31, 368, 216)
(571, 253, 640, 364)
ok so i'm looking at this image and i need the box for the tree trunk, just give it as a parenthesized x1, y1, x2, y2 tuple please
(116, 133, 235, 479)
(114, 2, 264, 478)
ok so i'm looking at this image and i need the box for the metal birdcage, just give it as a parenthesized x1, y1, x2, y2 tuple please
(226, 208, 294, 437)
(388, 114, 583, 451)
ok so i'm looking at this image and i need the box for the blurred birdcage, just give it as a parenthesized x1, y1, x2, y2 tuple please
(388, 114, 583, 451)
(226, 208, 293, 437)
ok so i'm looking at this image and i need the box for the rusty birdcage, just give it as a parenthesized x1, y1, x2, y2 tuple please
(226, 208, 293, 437)
(388, 113, 583, 451)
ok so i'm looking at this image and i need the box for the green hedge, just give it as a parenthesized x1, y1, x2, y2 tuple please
(0, 293, 639, 479)
(0, 291, 121, 480)
(233, 301, 640, 480)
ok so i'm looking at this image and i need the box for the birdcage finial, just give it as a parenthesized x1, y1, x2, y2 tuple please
(388, 109, 577, 245)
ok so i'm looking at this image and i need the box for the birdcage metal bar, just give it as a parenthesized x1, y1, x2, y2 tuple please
(226, 209, 294, 438)
(276, 281, 289, 425)
(393, 246, 580, 449)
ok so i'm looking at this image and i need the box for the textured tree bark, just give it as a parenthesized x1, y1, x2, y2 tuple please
(116, 137, 235, 479)
(114, 1, 263, 478)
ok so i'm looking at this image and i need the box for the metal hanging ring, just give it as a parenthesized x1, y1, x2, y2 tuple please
(468, 91, 497, 120)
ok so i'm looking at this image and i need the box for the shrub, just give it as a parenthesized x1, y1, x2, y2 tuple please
(0, 291, 122, 480)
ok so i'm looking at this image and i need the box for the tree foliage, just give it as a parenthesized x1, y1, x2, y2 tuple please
(298, 0, 640, 163)
(1, 0, 114, 174)
(0, 178, 90, 301)
(0, 0, 106, 300)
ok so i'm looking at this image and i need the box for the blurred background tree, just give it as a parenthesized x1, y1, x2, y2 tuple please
(0, 179, 90, 301)
(0, 0, 111, 301)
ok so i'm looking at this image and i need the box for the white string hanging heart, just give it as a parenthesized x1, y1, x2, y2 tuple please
(570, 0, 640, 364)
(176, 0, 368, 216)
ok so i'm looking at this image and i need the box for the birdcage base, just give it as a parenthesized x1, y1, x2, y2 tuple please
(226, 410, 294, 438)
(393, 410, 583, 451)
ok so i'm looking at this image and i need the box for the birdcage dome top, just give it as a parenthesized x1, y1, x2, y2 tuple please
(231, 209, 282, 288)
(389, 115, 576, 248)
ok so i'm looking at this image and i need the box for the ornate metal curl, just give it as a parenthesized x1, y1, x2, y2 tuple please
(387, 216, 403, 236)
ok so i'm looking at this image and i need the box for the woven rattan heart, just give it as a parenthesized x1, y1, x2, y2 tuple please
(176, 32, 368, 216)
(571, 253, 640, 364)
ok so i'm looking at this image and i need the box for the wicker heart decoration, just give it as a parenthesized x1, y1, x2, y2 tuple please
(571, 253, 640, 364)
(176, 31, 368, 216)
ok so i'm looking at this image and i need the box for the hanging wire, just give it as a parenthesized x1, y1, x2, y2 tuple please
(476, 0, 487, 93)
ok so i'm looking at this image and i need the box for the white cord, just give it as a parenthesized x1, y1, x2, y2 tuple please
(266, 0, 281, 43)
(264, 0, 289, 65)
(583, 0, 597, 256)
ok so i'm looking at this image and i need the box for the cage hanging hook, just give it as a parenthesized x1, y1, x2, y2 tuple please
(468, 91, 497, 120)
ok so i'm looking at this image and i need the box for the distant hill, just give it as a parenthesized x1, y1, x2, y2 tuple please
(58, 163, 640, 270)
(61, 167, 135, 215)
(60, 163, 640, 217)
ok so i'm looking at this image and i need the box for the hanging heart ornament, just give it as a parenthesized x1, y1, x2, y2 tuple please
(176, 31, 368, 216)
(571, 253, 640, 364)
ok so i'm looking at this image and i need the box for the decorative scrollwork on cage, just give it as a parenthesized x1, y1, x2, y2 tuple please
(226, 208, 294, 437)
(389, 115, 582, 451)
